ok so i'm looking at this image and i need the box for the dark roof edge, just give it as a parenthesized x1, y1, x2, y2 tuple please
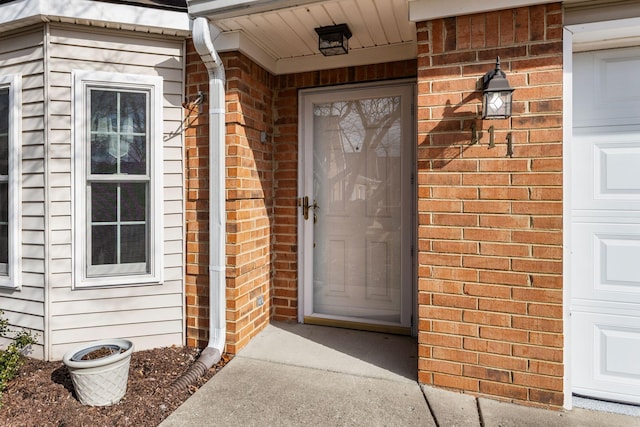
(93, 0, 187, 12)
(0, 0, 187, 12)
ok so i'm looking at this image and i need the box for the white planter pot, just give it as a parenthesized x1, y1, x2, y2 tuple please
(62, 338, 134, 406)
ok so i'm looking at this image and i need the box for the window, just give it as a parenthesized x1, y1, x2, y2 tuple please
(0, 74, 21, 289)
(74, 71, 163, 287)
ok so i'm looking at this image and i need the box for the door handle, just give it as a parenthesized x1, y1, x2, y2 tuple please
(299, 196, 319, 222)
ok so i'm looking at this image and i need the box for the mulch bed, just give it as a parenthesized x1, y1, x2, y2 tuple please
(0, 346, 230, 427)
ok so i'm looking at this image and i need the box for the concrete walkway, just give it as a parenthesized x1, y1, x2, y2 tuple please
(160, 322, 640, 427)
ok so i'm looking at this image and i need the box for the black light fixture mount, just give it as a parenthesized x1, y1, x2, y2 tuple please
(315, 23, 352, 56)
(482, 57, 514, 119)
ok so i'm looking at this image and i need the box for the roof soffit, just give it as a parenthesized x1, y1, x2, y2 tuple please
(188, 0, 417, 75)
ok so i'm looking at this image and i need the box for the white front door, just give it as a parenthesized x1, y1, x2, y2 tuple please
(571, 46, 640, 404)
(298, 83, 413, 332)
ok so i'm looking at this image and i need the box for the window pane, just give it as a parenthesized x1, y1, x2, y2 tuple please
(91, 183, 117, 222)
(121, 135, 146, 174)
(0, 224, 7, 265)
(120, 92, 146, 133)
(91, 134, 117, 174)
(91, 225, 116, 265)
(120, 92, 146, 176)
(90, 91, 117, 133)
(0, 183, 6, 222)
(121, 224, 146, 264)
(0, 183, 6, 265)
(0, 89, 8, 176)
(120, 183, 146, 222)
(91, 90, 118, 174)
(0, 135, 7, 177)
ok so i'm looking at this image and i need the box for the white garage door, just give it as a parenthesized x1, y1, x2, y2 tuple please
(571, 46, 640, 404)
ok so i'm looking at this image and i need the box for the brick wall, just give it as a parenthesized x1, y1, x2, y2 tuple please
(185, 43, 274, 353)
(272, 62, 417, 321)
(416, 4, 564, 407)
(185, 40, 210, 348)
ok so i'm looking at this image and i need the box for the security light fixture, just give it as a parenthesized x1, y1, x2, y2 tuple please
(315, 24, 352, 56)
(482, 57, 514, 119)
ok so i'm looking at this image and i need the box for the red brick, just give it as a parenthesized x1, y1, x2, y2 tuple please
(479, 353, 527, 371)
(463, 311, 511, 328)
(462, 255, 510, 271)
(420, 279, 465, 294)
(464, 365, 511, 383)
(513, 372, 563, 391)
(478, 298, 527, 314)
(528, 360, 563, 377)
(513, 316, 562, 333)
(420, 305, 464, 322)
(480, 326, 529, 344)
(433, 347, 479, 364)
(433, 320, 479, 337)
(433, 373, 479, 392)
(480, 381, 528, 400)
(421, 332, 463, 349)
(433, 294, 478, 309)
(529, 332, 563, 348)
(514, 287, 562, 304)
(464, 283, 512, 299)
(420, 358, 462, 375)
(529, 389, 564, 406)
(479, 215, 530, 229)
(513, 344, 562, 362)
(464, 337, 511, 355)
(479, 242, 530, 257)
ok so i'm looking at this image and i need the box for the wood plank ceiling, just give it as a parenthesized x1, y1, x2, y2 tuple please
(211, 0, 415, 61)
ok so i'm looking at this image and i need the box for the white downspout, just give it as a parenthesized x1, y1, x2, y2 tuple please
(172, 17, 226, 387)
(194, 15, 226, 365)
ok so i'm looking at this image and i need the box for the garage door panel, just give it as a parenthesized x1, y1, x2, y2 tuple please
(572, 223, 640, 302)
(598, 143, 640, 193)
(572, 46, 640, 405)
(574, 47, 640, 128)
(572, 312, 640, 404)
(572, 133, 640, 211)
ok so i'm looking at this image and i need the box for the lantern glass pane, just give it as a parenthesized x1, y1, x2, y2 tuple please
(319, 33, 348, 55)
(484, 91, 512, 119)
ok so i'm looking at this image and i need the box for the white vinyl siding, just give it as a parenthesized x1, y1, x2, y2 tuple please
(0, 28, 46, 359)
(46, 25, 184, 360)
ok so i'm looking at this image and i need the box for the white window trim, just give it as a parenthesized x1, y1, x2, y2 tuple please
(73, 70, 163, 288)
(0, 74, 21, 289)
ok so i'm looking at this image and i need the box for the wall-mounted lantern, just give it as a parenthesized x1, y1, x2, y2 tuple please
(314, 24, 352, 56)
(482, 57, 514, 119)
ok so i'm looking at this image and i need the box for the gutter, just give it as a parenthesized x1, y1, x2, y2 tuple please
(171, 15, 226, 389)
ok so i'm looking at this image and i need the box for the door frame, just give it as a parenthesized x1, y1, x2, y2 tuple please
(563, 15, 640, 410)
(296, 80, 416, 335)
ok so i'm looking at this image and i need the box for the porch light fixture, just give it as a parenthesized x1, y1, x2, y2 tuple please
(315, 23, 352, 56)
(482, 57, 514, 119)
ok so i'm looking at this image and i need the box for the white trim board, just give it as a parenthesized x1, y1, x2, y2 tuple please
(0, 0, 190, 35)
